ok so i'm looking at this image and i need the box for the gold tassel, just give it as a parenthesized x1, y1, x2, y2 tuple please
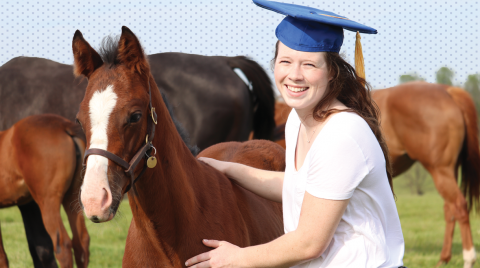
(355, 31, 366, 83)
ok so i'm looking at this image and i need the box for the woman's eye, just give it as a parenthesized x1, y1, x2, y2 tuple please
(129, 113, 142, 123)
(279, 60, 290, 64)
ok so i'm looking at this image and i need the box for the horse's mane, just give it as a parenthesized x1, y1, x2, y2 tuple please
(98, 35, 199, 156)
(98, 35, 120, 67)
(161, 91, 200, 156)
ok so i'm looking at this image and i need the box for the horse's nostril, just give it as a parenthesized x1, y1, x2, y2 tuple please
(91, 216, 100, 223)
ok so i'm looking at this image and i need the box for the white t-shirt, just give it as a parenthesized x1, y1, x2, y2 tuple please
(283, 109, 405, 268)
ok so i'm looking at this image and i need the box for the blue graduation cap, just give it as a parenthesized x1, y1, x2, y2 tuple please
(253, 0, 377, 80)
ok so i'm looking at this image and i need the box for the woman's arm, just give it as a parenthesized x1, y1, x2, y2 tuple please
(186, 192, 349, 268)
(199, 157, 284, 202)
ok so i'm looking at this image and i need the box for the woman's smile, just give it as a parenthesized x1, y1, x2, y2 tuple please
(285, 84, 310, 97)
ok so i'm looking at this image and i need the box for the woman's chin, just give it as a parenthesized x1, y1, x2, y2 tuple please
(283, 98, 310, 111)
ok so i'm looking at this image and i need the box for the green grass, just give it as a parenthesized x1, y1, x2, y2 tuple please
(0, 201, 132, 268)
(393, 170, 480, 267)
(0, 175, 479, 267)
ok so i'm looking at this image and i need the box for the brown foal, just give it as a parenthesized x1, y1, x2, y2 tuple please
(73, 26, 283, 267)
(273, 82, 480, 267)
(0, 114, 89, 268)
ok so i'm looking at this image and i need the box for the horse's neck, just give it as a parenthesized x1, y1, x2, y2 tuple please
(0, 130, 7, 145)
(128, 84, 203, 247)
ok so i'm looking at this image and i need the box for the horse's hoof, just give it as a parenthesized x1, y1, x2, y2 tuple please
(435, 260, 447, 268)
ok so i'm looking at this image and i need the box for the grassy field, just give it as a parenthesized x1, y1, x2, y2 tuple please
(0, 201, 132, 267)
(0, 171, 479, 267)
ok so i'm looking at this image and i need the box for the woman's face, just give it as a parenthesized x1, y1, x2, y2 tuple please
(274, 42, 331, 114)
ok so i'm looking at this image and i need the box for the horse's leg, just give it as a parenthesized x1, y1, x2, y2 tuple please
(434, 203, 456, 268)
(60, 135, 89, 268)
(429, 166, 475, 268)
(18, 201, 57, 268)
(0, 222, 8, 268)
(62, 189, 89, 268)
(36, 197, 74, 268)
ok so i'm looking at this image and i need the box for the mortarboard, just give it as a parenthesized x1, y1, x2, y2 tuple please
(253, 0, 377, 81)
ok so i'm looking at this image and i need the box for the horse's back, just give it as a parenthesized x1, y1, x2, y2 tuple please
(149, 53, 253, 149)
(373, 82, 460, 117)
(200, 140, 285, 172)
(6, 114, 82, 202)
(373, 82, 465, 165)
(0, 57, 86, 130)
(198, 140, 285, 245)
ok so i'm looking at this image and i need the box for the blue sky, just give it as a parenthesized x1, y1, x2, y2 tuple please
(1, 0, 478, 89)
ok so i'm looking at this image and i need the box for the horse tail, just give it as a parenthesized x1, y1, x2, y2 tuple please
(65, 123, 86, 160)
(226, 56, 275, 140)
(446, 86, 480, 212)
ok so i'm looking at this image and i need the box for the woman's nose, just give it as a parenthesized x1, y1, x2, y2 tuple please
(287, 65, 303, 81)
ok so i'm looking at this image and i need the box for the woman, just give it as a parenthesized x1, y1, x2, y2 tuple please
(187, 0, 405, 267)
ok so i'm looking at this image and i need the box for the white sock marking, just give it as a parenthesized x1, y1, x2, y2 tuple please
(463, 247, 476, 267)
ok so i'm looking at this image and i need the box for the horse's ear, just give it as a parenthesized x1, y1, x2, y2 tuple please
(117, 26, 150, 75)
(72, 30, 103, 78)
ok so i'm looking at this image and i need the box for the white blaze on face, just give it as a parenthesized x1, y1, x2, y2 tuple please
(81, 85, 118, 219)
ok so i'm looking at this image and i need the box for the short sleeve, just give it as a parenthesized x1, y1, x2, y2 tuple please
(306, 133, 369, 200)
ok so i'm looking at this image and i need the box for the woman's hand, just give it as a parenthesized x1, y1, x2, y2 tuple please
(185, 239, 243, 268)
(198, 157, 230, 174)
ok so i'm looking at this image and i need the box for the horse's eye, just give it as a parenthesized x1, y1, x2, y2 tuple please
(129, 113, 142, 123)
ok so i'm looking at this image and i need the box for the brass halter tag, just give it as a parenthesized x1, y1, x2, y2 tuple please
(147, 156, 157, 168)
(146, 144, 157, 168)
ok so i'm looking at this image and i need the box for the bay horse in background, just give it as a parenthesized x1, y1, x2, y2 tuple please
(273, 82, 480, 268)
(0, 47, 276, 151)
(0, 114, 89, 268)
(73, 26, 283, 267)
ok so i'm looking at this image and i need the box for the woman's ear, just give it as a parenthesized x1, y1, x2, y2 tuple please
(329, 72, 335, 81)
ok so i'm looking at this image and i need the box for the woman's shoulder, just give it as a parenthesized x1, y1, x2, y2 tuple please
(316, 112, 380, 156)
(319, 112, 384, 168)
(323, 112, 371, 139)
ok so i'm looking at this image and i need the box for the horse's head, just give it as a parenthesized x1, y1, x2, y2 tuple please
(73, 26, 155, 222)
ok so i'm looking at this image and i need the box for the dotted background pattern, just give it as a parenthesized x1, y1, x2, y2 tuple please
(0, 0, 479, 90)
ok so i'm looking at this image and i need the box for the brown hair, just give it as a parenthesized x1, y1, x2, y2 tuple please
(273, 41, 394, 194)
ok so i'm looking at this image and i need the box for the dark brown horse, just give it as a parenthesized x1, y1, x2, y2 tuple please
(0, 114, 89, 268)
(273, 82, 480, 268)
(0, 48, 275, 150)
(73, 26, 283, 267)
